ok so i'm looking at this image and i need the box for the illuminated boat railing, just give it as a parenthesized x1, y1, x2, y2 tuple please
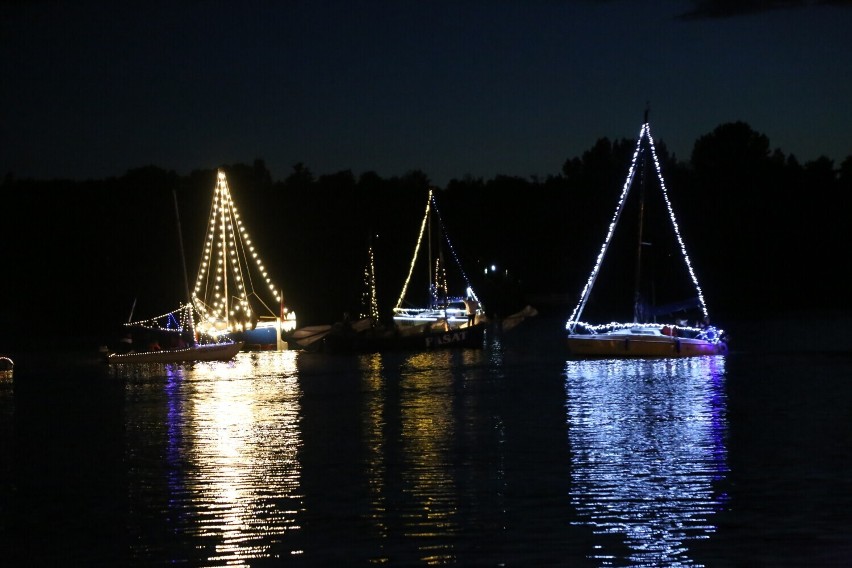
(393, 307, 468, 323)
(566, 321, 726, 344)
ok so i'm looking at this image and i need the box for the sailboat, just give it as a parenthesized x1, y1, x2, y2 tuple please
(392, 188, 485, 331)
(285, 233, 484, 352)
(106, 304, 244, 364)
(565, 114, 727, 358)
(190, 170, 296, 350)
(108, 185, 244, 364)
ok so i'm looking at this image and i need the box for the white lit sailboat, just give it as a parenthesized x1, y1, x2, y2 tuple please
(565, 114, 727, 357)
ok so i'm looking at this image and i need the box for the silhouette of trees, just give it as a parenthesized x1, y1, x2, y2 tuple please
(1, 121, 850, 351)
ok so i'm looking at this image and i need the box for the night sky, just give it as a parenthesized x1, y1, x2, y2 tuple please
(3, 0, 852, 186)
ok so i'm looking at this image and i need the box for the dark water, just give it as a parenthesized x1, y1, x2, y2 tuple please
(2, 317, 851, 567)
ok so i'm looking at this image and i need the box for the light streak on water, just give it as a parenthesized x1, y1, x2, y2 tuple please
(565, 356, 728, 567)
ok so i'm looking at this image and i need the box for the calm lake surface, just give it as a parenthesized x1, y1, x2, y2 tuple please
(2, 315, 851, 566)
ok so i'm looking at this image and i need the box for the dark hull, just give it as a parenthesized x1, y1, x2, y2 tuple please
(320, 323, 486, 354)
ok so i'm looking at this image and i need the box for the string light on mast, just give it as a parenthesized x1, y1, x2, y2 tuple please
(565, 121, 712, 334)
(192, 169, 285, 335)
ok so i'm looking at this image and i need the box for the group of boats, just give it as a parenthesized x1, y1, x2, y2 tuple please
(281, 187, 495, 354)
(104, 115, 727, 365)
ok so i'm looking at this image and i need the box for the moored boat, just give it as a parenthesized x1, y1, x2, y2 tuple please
(106, 340, 244, 364)
(565, 112, 727, 358)
(107, 177, 253, 365)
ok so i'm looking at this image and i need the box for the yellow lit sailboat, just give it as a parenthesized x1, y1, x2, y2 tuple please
(109, 169, 294, 363)
(108, 182, 244, 365)
(191, 170, 296, 350)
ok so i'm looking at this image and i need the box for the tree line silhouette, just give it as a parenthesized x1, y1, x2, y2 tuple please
(1, 121, 850, 352)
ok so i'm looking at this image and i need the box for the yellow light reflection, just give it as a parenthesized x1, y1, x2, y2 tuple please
(398, 351, 459, 564)
(182, 351, 303, 564)
(361, 353, 389, 555)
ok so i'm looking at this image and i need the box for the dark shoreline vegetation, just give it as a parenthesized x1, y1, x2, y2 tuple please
(2, 121, 851, 354)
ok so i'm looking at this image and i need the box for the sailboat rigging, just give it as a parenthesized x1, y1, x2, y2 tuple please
(565, 113, 727, 357)
(190, 170, 296, 349)
(392, 188, 484, 329)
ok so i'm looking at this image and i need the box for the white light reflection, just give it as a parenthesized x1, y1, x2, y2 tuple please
(176, 351, 303, 564)
(565, 357, 728, 566)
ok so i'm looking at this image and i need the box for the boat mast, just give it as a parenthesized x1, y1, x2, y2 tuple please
(427, 188, 434, 309)
(632, 107, 649, 323)
(219, 173, 230, 331)
(173, 187, 197, 345)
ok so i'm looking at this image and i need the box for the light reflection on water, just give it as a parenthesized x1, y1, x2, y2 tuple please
(122, 351, 303, 566)
(113, 346, 729, 566)
(9, 336, 852, 566)
(359, 349, 487, 565)
(399, 351, 462, 564)
(565, 356, 728, 567)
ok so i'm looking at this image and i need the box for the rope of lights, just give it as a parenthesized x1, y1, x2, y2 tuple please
(123, 303, 196, 335)
(428, 191, 482, 306)
(566, 125, 645, 332)
(395, 189, 432, 309)
(394, 188, 483, 313)
(191, 170, 287, 334)
(566, 122, 712, 333)
(360, 244, 380, 321)
(645, 125, 710, 320)
(567, 320, 725, 344)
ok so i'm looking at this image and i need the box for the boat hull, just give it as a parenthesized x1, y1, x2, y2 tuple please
(566, 334, 725, 358)
(107, 341, 244, 364)
(318, 322, 486, 354)
(228, 324, 281, 350)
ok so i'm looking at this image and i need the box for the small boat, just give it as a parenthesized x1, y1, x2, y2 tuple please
(107, 183, 246, 365)
(283, 317, 372, 353)
(282, 241, 379, 351)
(282, 323, 335, 351)
(565, 112, 727, 358)
(392, 188, 485, 329)
(106, 339, 244, 364)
